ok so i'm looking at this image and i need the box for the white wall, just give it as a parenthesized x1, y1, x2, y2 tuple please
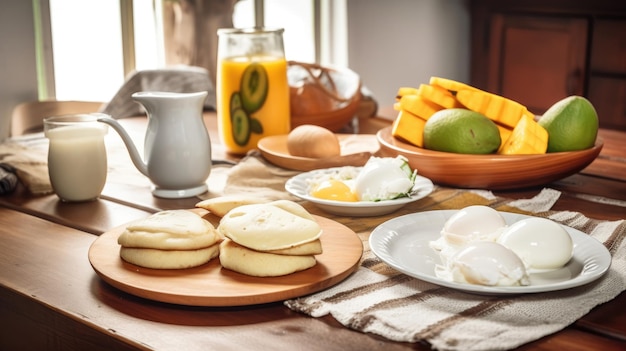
(0, 0, 39, 140)
(347, 0, 470, 118)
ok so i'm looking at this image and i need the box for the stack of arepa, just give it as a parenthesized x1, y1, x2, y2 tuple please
(116, 199, 323, 277)
(117, 210, 222, 269)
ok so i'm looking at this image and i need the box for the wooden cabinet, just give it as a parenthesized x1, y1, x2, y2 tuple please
(470, 0, 626, 131)
(588, 20, 626, 131)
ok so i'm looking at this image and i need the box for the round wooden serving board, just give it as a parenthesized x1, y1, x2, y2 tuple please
(88, 215, 363, 306)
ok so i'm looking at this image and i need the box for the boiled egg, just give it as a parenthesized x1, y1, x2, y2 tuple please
(310, 179, 358, 202)
(431, 205, 507, 253)
(440, 205, 507, 246)
(430, 205, 508, 266)
(498, 217, 573, 270)
(436, 241, 530, 287)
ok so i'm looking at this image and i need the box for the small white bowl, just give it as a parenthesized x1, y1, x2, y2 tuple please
(285, 167, 434, 216)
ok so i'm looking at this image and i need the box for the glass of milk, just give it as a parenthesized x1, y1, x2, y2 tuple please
(44, 114, 108, 202)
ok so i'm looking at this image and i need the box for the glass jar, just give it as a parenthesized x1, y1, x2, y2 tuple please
(44, 114, 108, 202)
(216, 28, 290, 154)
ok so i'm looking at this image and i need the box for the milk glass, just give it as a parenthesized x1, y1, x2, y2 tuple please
(44, 114, 108, 202)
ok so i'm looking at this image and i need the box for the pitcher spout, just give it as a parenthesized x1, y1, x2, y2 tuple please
(97, 115, 149, 177)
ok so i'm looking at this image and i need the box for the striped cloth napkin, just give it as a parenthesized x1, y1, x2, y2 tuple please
(285, 188, 626, 351)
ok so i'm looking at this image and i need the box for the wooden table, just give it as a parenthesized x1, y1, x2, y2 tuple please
(1, 112, 625, 350)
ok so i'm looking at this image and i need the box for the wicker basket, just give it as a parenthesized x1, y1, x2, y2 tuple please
(288, 61, 361, 132)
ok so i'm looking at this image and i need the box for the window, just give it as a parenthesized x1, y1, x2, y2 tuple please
(48, 0, 126, 101)
(234, 0, 315, 63)
(42, 0, 341, 102)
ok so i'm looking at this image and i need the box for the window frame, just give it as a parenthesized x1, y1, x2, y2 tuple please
(35, 0, 347, 100)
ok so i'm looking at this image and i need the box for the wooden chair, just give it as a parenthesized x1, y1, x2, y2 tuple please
(10, 100, 105, 136)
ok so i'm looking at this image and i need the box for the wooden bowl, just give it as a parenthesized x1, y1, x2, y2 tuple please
(289, 62, 361, 132)
(376, 126, 604, 190)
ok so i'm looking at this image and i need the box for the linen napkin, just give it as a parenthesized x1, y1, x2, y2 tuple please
(0, 141, 52, 195)
(220, 150, 300, 201)
(282, 188, 626, 351)
(100, 65, 216, 119)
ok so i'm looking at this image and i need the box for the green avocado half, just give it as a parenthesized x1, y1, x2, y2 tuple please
(239, 63, 269, 113)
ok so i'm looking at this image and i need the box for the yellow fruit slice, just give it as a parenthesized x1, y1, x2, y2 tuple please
(429, 77, 479, 93)
(498, 114, 548, 155)
(398, 94, 443, 120)
(495, 124, 513, 146)
(417, 84, 463, 109)
(391, 109, 427, 148)
(396, 87, 420, 99)
(456, 89, 531, 129)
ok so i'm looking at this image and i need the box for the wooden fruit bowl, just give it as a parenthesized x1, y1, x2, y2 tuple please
(376, 126, 604, 190)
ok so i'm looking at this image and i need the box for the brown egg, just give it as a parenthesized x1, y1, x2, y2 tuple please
(287, 125, 341, 158)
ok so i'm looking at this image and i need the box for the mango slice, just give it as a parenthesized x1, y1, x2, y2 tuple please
(391, 109, 427, 148)
(495, 124, 513, 146)
(429, 77, 478, 93)
(456, 89, 532, 129)
(396, 87, 420, 98)
(417, 84, 463, 109)
(498, 114, 548, 155)
(398, 94, 443, 120)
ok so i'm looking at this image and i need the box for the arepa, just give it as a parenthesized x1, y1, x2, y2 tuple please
(218, 201, 322, 251)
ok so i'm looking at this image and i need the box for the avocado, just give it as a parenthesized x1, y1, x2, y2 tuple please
(240, 63, 269, 113)
(231, 108, 251, 146)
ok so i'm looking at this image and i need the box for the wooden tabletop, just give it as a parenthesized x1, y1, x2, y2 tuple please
(1, 112, 625, 350)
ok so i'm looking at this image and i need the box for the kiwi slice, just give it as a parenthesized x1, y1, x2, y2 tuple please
(240, 63, 269, 113)
(230, 92, 242, 113)
(231, 108, 251, 146)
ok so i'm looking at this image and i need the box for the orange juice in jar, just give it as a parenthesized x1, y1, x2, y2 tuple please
(217, 28, 290, 154)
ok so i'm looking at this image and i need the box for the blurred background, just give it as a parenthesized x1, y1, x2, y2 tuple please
(1, 0, 624, 141)
(0, 0, 470, 140)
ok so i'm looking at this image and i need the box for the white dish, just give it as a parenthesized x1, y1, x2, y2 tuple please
(285, 167, 434, 216)
(369, 210, 611, 294)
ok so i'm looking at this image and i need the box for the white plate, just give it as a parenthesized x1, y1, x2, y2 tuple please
(285, 167, 434, 216)
(369, 210, 611, 294)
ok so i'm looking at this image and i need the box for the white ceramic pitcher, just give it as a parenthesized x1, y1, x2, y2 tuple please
(98, 91, 212, 198)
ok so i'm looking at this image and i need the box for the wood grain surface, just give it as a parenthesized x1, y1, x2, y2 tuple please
(1, 113, 625, 351)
